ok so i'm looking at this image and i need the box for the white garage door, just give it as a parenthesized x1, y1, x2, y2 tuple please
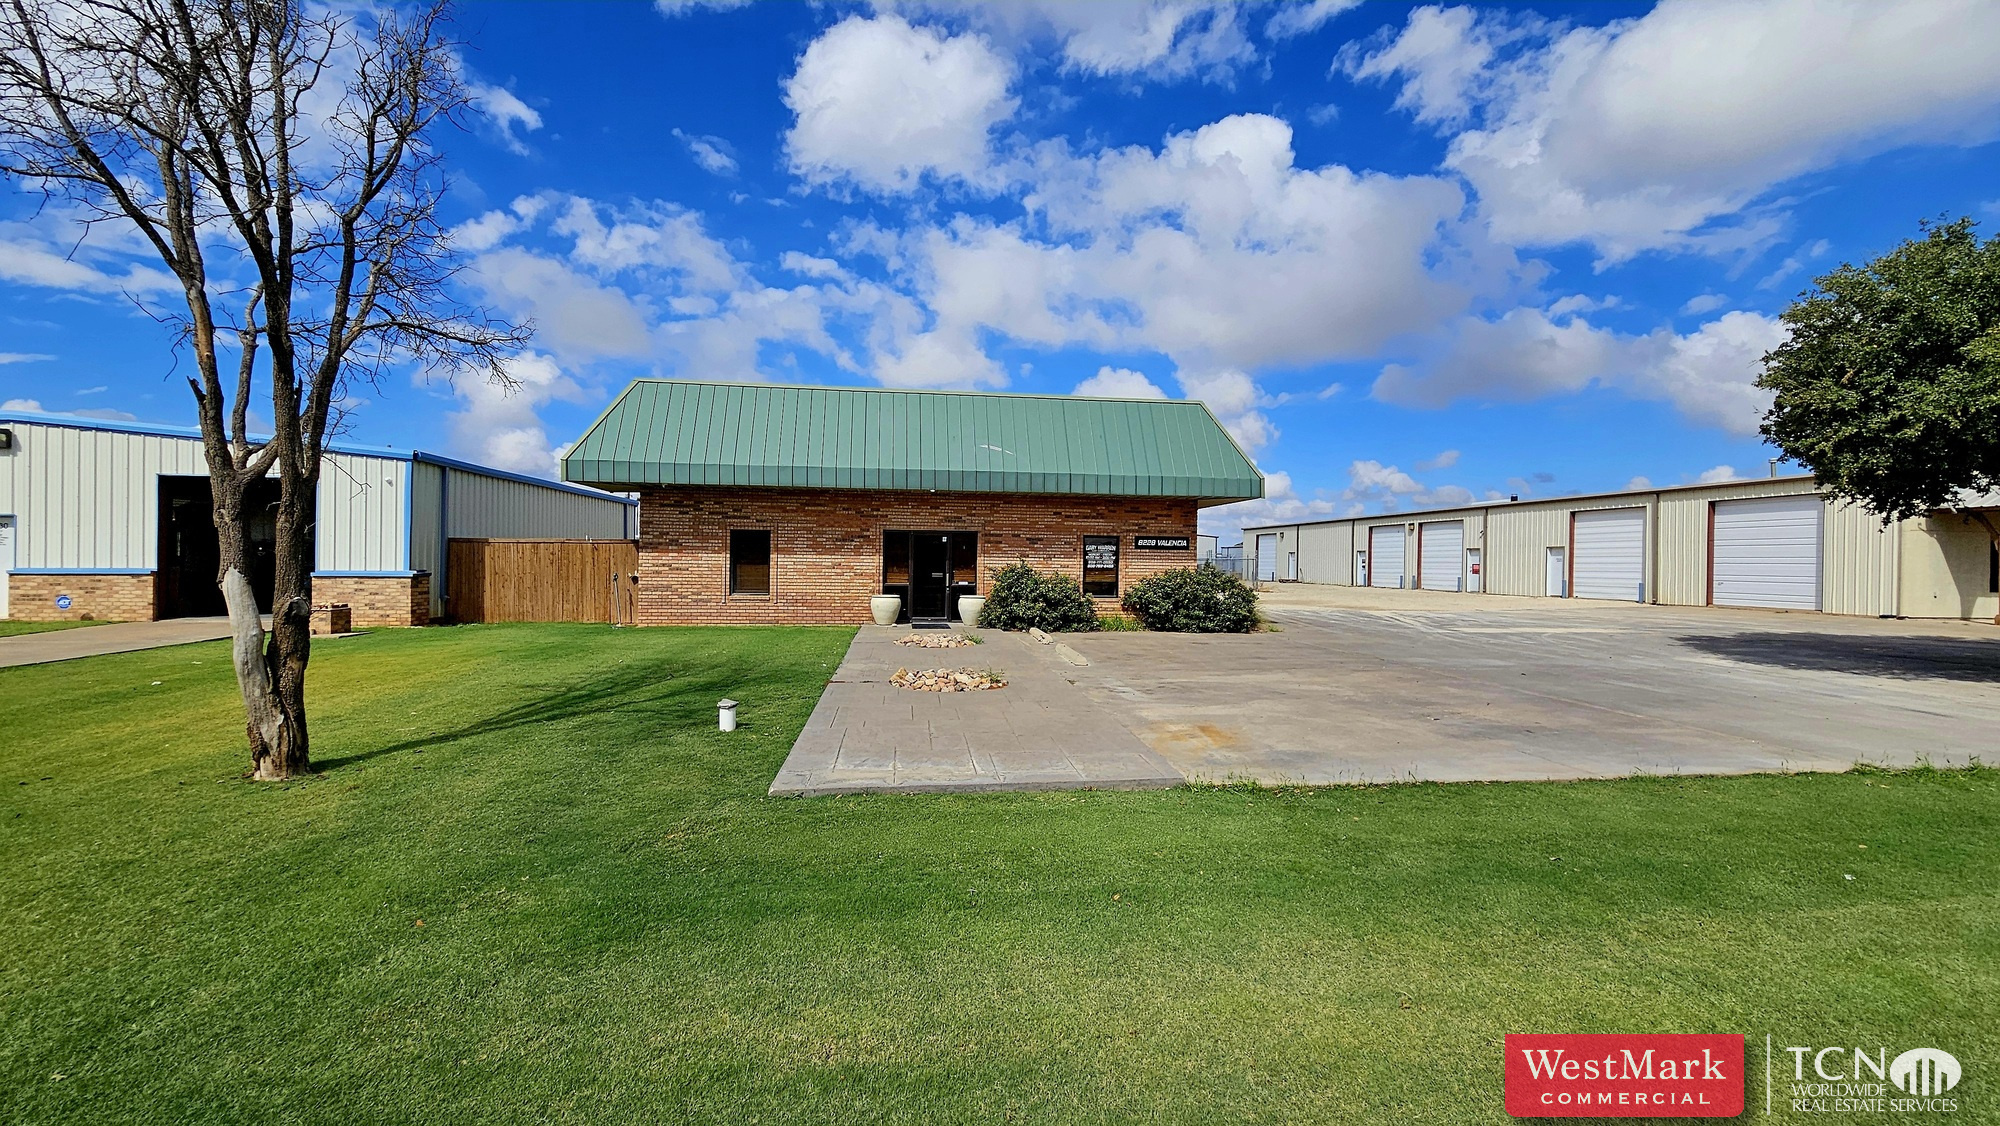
(1712, 495, 1822, 610)
(1255, 533, 1278, 582)
(1572, 507, 1645, 601)
(1418, 521, 1464, 591)
(1368, 525, 1406, 588)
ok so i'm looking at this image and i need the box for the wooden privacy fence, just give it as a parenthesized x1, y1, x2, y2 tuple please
(447, 538, 639, 624)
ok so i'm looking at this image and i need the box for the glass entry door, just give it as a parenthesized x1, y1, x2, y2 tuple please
(910, 532, 951, 619)
(883, 531, 979, 622)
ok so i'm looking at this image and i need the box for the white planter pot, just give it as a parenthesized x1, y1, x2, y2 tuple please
(870, 594, 903, 626)
(956, 595, 986, 625)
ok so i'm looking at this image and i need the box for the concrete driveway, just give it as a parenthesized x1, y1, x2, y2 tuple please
(0, 617, 235, 668)
(1051, 584, 2000, 785)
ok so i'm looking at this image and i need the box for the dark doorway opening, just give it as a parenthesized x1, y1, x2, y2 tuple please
(882, 530, 977, 624)
(156, 475, 309, 618)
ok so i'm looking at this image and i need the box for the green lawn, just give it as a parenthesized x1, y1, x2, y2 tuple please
(1, 625, 1994, 1124)
(0, 618, 107, 637)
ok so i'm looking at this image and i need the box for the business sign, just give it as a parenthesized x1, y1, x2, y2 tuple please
(54, 594, 72, 611)
(1505, 1034, 1743, 1117)
(1083, 539, 1119, 568)
(1133, 535, 1190, 550)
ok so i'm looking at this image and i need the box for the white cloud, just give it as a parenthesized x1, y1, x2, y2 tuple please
(1679, 292, 1726, 315)
(783, 15, 1017, 193)
(653, 0, 753, 12)
(2, 398, 41, 410)
(1175, 366, 1275, 451)
(888, 1, 1259, 82)
(445, 352, 592, 475)
(462, 247, 654, 363)
(779, 251, 846, 279)
(1349, 0, 2000, 260)
(1624, 475, 1654, 491)
(1372, 307, 1789, 434)
(672, 128, 740, 175)
(550, 196, 745, 292)
(1547, 293, 1620, 316)
(1198, 469, 1339, 541)
(451, 196, 549, 254)
(1073, 365, 1167, 399)
(1696, 464, 1741, 484)
(1756, 237, 1833, 290)
(1338, 458, 1476, 511)
(0, 352, 55, 364)
(0, 235, 177, 295)
(1266, 0, 1364, 40)
(1416, 448, 1459, 471)
(466, 82, 543, 156)
(896, 114, 1474, 395)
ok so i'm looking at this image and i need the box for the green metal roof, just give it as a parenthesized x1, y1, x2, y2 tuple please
(562, 380, 1264, 505)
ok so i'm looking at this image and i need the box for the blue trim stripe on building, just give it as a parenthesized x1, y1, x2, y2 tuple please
(11, 567, 154, 575)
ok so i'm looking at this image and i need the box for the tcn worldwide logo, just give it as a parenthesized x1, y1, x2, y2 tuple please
(1770, 1038, 1964, 1115)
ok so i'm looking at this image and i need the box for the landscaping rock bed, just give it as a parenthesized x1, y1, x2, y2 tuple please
(890, 666, 1006, 692)
(894, 632, 979, 649)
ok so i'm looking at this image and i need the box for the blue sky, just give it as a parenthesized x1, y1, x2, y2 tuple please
(3, 0, 1998, 541)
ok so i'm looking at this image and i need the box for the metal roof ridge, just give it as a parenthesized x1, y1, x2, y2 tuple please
(618, 377, 1217, 407)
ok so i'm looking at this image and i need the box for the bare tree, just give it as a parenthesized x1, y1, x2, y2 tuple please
(0, 0, 526, 778)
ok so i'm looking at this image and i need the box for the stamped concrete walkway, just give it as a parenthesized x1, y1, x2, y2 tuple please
(0, 617, 236, 668)
(769, 626, 1181, 797)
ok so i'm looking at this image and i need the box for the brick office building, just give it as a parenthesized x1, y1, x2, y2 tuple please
(561, 380, 1264, 625)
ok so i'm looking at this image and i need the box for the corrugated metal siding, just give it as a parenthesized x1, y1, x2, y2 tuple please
(408, 460, 446, 614)
(1298, 520, 1354, 584)
(1243, 475, 1960, 617)
(315, 454, 409, 573)
(1656, 478, 1817, 607)
(0, 421, 201, 569)
(1484, 504, 1571, 597)
(443, 466, 630, 540)
(564, 380, 1263, 500)
(1821, 499, 1897, 616)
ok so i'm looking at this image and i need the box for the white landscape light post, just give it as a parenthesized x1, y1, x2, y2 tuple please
(718, 699, 738, 733)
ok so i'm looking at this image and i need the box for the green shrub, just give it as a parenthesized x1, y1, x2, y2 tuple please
(1121, 566, 1260, 632)
(975, 562, 1100, 632)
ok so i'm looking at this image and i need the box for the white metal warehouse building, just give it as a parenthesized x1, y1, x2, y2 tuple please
(0, 410, 635, 625)
(1244, 474, 1999, 620)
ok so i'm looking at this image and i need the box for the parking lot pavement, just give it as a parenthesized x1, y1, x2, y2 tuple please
(770, 626, 1182, 797)
(1052, 585, 2000, 786)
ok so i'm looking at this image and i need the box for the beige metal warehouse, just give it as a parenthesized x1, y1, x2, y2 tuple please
(1245, 474, 1999, 620)
(0, 409, 636, 625)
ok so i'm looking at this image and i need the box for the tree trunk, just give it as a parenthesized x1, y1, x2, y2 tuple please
(261, 478, 315, 779)
(215, 474, 312, 781)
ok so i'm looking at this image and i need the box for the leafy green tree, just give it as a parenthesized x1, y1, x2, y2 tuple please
(1759, 218, 2000, 603)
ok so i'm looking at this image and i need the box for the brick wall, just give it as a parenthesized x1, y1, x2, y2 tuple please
(7, 573, 155, 621)
(312, 573, 431, 627)
(635, 487, 1198, 625)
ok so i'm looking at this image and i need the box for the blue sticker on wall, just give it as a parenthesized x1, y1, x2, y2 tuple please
(54, 594, 72, 611)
